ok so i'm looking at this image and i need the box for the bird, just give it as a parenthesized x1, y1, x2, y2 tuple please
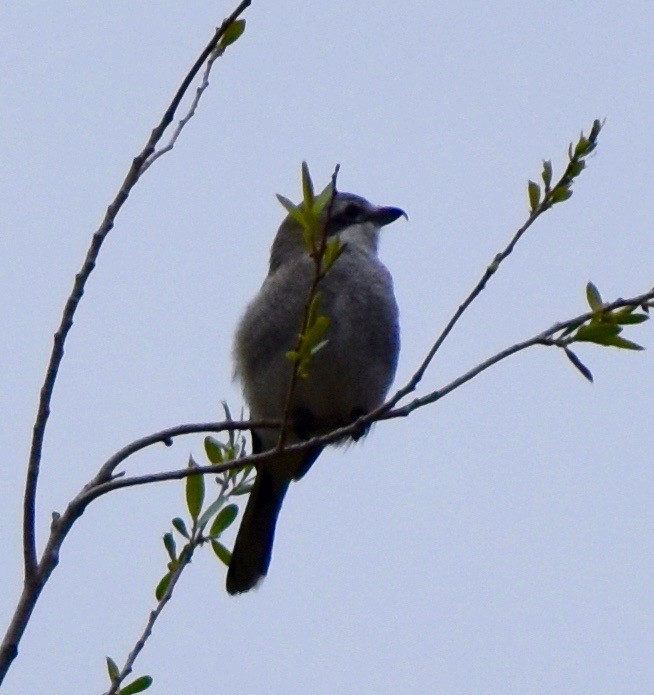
(226, 190, 405, 594)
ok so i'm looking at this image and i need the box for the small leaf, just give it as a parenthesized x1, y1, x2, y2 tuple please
(575, 323, 621, 343)
(306, 292, 322, 330)
(212, 540, 232, 566)
(589, 118, 603, 142)
(314, 178, 335, 215)
(303, 315, 330, 349)
(204, 436, 225, 464)
(586, 281, 603, 311)
(172, 517, 189, 539)
(564, 347, 594, 383)
(276, 194, 306, 228)
(107, 656, 119, 683)
(301, 161, 315, 210)
(528, 180, 541, 212)
(163, 533, 176, 562)
(550, 186, 573, 203)
(611, 309, 648, 325)
(220, 19, 246, 47)
(197, 496, 228, 532)
(117, 675, 153, 694)
(276, 193, 298, 214)
(231, 482, 254, 496)
(155, 572, 172, 601)
(186, 457, 205, 521)
(607, 335, 645, 351)
(567, 159, 585, 178)
(323, 238, 344, 270)
(210, 504, 239, 537)
(574, 137, 591, 158)
(286, 349, 300, 363)
(541, 160, 553, 189)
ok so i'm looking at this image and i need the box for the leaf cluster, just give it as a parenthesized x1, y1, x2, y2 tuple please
(559, 281, 650, 382)
(528, 119, 603, 213)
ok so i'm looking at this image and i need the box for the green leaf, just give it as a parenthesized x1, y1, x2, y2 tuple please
(606, 335, 645, 350)
(563, 347, 593, 383)
(211, 540, 232, 566)
(574, 137, 591, 158)
(301, 161, 315, 210)
(306, 292, 322, 330)
(155, 572, 172, 601)
(106, 656, 119, 683)
(611, 310, 649, 325)
(197, 495, 227, 532)
(220, 19, 246, 47)
(541, 160, 553, 189)
(303, 315, 330, 350)
(186, 457, 204, 521)
(575, 323, 621, 343)
(323, 238, 344, 270)
(117, 675, 153, 694)
(231, 482, 254, 496)
(276, 194, 305, 227)
(550, 186, 573, 204)
(586, 281, 603, 311)
(163, 532, 176, 562)
(528, 180, 541, 212)
(286, 349, 300, 363)
(276, 193, 298, 214)
(589, 118, 603, 142)
(204, 436, 225, 464)
(210, 504, 239, 537)
(314, 179, 335, 215)
(567, 159, 585, 178)
(172, 517, 189, 539)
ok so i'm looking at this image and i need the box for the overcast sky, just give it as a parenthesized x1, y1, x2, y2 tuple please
(2, 2, 654, 693)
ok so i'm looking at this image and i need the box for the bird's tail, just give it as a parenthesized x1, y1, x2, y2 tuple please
(226, 465, 290, 595)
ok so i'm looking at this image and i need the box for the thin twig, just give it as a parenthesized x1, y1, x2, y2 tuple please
(382, 154, 595, 413)
(105, 545, 195, 695)
(277, 166, 340, 450)
(140, 45, 223, 173)
(383, 207, 547, 413)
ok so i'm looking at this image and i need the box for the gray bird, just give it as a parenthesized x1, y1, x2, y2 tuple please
(227, 190, 405, 594)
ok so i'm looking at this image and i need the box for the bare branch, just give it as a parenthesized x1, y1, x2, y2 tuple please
(2, 2, 252, 685)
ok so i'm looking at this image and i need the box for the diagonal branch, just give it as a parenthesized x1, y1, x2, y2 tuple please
(3, 2, 253, 686)
(22, 0, 252, 583)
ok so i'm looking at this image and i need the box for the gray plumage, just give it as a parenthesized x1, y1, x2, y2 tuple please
(227, 191, 404, 594)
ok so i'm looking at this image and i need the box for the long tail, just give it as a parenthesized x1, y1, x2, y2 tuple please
(226, 466, 290, 595)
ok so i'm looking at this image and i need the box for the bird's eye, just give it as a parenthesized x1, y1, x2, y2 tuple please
(341, 203, 360, 221)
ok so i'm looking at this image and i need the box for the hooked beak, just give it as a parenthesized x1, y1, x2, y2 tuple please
(371, 206, 408, 227)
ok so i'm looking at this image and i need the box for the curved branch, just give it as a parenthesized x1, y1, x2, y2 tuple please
(22, 0, 252, 581)
(3, 2, 252, 686)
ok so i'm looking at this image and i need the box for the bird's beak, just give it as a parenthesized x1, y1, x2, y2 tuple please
(372, 206, 408, 227)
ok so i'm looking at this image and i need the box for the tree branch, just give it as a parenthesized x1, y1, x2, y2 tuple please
(3, 2, 252, 685)
(60, 289, 654, 506)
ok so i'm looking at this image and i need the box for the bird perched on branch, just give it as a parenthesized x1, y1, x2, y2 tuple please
(227, 189, 405, 594)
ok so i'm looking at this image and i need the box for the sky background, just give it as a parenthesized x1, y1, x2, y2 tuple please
(2, 2, 654, 693)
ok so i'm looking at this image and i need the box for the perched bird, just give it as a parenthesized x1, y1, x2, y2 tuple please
(227, 190, 405, 594)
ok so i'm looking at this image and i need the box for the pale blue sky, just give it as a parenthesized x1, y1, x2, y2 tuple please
(2, 2, 654, 693)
